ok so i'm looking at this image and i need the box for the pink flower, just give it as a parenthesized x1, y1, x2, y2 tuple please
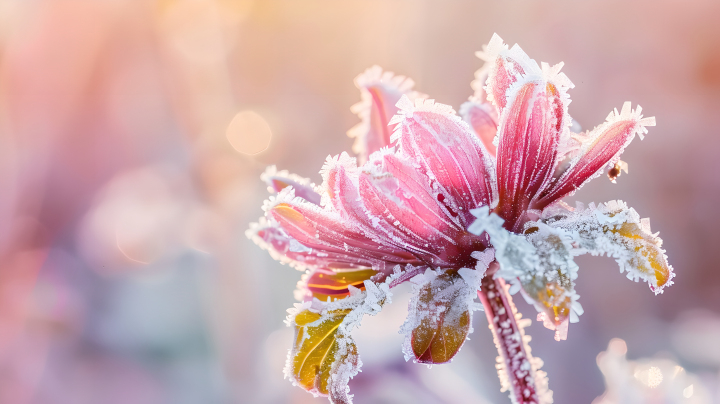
(248, 34, 674, 404)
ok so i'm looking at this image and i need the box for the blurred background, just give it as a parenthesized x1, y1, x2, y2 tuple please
(0, 1, 719, 403)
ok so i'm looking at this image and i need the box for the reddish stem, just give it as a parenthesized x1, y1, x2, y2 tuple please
(478, 265, 540, 404)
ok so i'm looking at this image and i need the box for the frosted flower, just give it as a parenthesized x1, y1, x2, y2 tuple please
(247, 34, 674, 404)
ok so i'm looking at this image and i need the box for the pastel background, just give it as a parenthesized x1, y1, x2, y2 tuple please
(1, 1, 719, 403)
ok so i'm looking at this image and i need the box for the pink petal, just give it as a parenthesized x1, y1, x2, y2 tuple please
(268, 195, 419, 272)
(393, 98, 496, 228)
(359, 151, 482, 267)
(348, 66, 424, 163)
(261, 166, 321, 205)
(321, 151, 456, 265)
(534, 103, 655, 209)
(247, 218, 369, 271)
(460, 100, 498, 156)
(495, 82, 565, 230)
(483, 34, 529, 113)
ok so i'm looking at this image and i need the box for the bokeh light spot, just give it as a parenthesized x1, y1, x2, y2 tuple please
(226, 110, 272, 155)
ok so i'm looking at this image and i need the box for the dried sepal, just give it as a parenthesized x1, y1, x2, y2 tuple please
(543, 200, 674, 294)
(400, 270, 478, 364)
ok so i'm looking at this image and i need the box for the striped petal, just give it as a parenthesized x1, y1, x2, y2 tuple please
(265, 188, 419, 273)
(534, 103, 656, 209)
(392, 97, 496, 228)
(358, 150, 484, 267)
(494, 80, 568, 231)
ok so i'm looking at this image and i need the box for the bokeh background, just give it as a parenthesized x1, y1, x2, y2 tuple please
(1, 1, 720, 403)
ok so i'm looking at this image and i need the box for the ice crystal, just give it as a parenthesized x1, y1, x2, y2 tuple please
(247, 33, 672, 404)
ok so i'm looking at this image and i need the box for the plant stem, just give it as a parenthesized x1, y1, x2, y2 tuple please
(478, 265, 542, 404)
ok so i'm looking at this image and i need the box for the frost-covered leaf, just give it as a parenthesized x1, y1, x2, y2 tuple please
(285, 274, 398, 403)
(543, 200, 674, 294)
(288, 308, 356, 398)
(522, 223, 582, 340)
(400, 271, 477, 364)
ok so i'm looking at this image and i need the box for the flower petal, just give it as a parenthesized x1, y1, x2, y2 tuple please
(246, 217, 342, 271)
(459, 100, 498, 156)
(261, 165, 321, 205)
(542, 200, 674, 294)
(494, 78, 572, 230)
(483, 33, 541, 113)
(400, 271, 476, 364)
(348, 66, 424, 163)
(535, 103, 656, 209)
(320, 152, 442, 263)
(265, 188, 419, 273)
(392, 97, 496, 228)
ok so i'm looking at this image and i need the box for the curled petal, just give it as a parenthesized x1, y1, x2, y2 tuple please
(261, 165, 321, 205)
(265, 188, 419, 272)
(535, 103, 656, 208)
(348, 66, 424, 163)
(391, 97, 496, 227)
(543, 200, 674, 294)
(400, 271, 478, 364)
(459, 100, 498, 156)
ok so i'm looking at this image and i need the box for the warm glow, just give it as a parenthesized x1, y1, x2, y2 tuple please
(226, 110, 272, 155)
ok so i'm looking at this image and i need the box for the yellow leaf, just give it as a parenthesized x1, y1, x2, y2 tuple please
(409, 272, 472, 364)
(289, 308, 357, 396)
